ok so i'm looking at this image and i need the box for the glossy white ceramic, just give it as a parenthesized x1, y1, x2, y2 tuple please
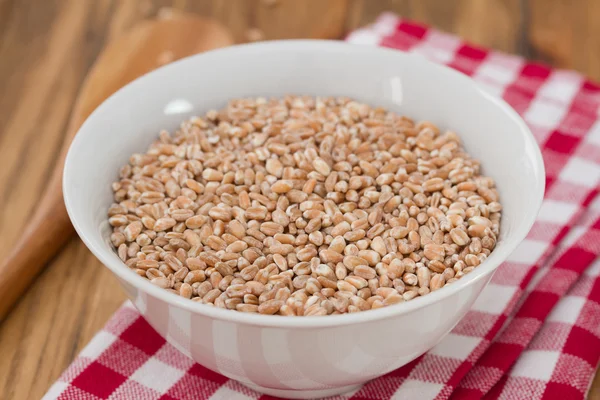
(63, 40, 545, 399)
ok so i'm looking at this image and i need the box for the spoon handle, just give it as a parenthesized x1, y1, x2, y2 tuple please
(0, 15, 234, 321)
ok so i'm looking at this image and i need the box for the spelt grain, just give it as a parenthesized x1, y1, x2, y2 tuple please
(109, 96, 501, 315)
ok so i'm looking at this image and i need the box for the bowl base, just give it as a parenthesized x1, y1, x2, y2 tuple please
(241, 382, 363, 399)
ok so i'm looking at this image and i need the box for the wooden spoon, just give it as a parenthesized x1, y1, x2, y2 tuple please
(0, 14, 234, 320)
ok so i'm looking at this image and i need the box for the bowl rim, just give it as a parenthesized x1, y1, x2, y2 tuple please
(63, 39, 545, 329)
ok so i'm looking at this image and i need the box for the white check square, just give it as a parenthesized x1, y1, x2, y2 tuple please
(510, 350, 560, 380)
(472, 283, 517, 314)
(42, 382, 69, 400)
(585, 258, 600, 277)
(476, 80, 505, 98)
(79, 331, 117, 359)
(131, 358, 186, 394)
(416, 46, 458, 64)
(430, 334, 481, 359)
(561, 226, 587, 249)
(209, 385, 259, 400)
(415, 31, 460, 64)
(506, 239, 549, 264)
(588, 120, 600, 146)
(548, 295, 586, 324)
(475, 61, 520, 85)
(346, 30, 382, 46)
(524, 99, 568, 129)
(559, 157, 600, 188)
(391, 379, 444, 400)
(537, 72, 582, 104)
(374, 13, 401, 36)
(536, 199, 579, 225)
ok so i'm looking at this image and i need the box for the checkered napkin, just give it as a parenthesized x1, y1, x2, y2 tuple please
(45, 13, 600, 400)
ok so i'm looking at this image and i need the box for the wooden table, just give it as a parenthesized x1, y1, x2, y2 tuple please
(0, 1, 598, 398)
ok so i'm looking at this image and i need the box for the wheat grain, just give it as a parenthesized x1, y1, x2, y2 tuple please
(109, 96, 501, 315)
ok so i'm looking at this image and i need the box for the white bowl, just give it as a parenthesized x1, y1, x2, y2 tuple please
(64, 40, 544, 399)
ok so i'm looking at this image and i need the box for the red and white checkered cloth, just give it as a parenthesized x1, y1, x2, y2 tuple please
(45, 13, 600, 400)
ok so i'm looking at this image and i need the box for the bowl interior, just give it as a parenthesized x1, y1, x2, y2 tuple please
(64, 40, 544, 325)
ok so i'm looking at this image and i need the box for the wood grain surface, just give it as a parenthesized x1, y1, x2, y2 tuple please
(0, 1, 598, 399)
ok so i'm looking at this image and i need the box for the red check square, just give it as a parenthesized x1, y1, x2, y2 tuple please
(71, 361, 127, 399)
